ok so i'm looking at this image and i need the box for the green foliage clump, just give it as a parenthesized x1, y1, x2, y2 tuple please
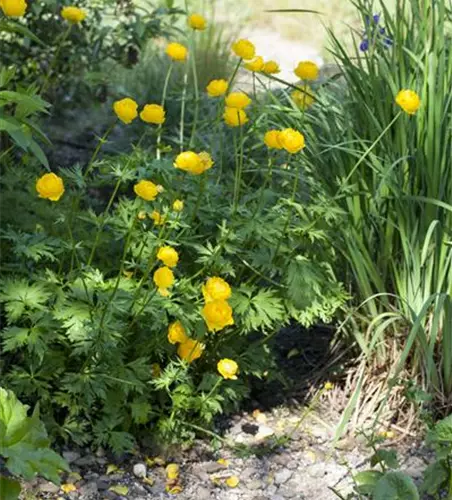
(0, 387, 69, 500)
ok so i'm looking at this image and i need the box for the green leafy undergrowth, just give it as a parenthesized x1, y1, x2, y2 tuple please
(0, 387, 69, 500)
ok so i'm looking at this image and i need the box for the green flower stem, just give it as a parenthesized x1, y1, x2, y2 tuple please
(83, 121, 117, 179)
(189, 33, 200, 148)
(157, 63, 173, 160)
(98, 214, 136, 330)
(41, 24, 72, 95)
(203, 376, 222, 402)
(179, 61, 190, 151)
(191, 174, 207, 223)
(272, 156, 300, 263)
(228, 58, 242, 92)
(87, 131, 147, 266)
(232, 119, 245, 214)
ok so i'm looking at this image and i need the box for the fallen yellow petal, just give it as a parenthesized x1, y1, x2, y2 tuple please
(166, 484, 184, 494)
(226, 475, 240, 488)
(143, 477, 154, 486)
(106, 464, 119, 475)
(217, 458, 229, 467)
(166, 463, 180, 480)
(108, 485, 129, 495)
(61, 484, 77, 494)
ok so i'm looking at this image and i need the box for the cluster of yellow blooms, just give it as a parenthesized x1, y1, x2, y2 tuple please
(165, 276, 238, 379)
(173, 151, 214, 175)
(1, 0, 85, 21)
(264, 128, 306, 154)
(113, 98, 165, 126)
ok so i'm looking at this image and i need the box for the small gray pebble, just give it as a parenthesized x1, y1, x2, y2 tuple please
(274, 469, 292, 485)
(247, 479, 264, 490)
(39, 481, 59, 494)
(196, 486, 212, 500)
(74, 455, 96, 467)
(133, 462, 147, 478)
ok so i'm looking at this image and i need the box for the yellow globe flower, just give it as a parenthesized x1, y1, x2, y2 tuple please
(157, 246, 179, 268)
(223, 107, 248, 127)
(264, 130, 283, 149)
(217, 359, 238, 380)
(134, 180, 159, 201)
(36, 173, 65, 202)
(113, 97, 138, 124)
(245, 56, 264, 72)
(278, 128, 305, 154)
(206, 79, 229, 97)
(324, 381, 334, 390)
(140, 104, 165, 124)
(225, 92, 251, 109)
(150, 210, 165, 226)
(166, 42, 188, 61)
(291, 84, 315, 110)
(174, 151, 205, 175)
(166, 463, 180, 480)
(137, 210, 147, 220)
(61, 6, 86, 23)
(395, 89, 421, 115)
(202, 277, 231, 303)
(294, 61, 319, 81)
(167, 321, 188, 344)
(231, 39, 255, 60)
(177, 338, 204, 363)
(153, 266, 175, 296)
(262, 60, 280, 74)
(0, 0, 27, 17)
(172, 199, 184, 212)
(202, 299, 234, 332)
(188, 13, 206, 30)
(198, 151, 214, 173)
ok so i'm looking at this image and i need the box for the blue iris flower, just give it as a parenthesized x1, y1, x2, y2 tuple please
(359, 13, 392, 52)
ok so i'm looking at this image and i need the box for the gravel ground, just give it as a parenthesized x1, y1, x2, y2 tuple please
(24, 402, 430, 500)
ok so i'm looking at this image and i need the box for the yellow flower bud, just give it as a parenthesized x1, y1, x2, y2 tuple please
(36, 173, 65, 202)
(177, 338, 204, 363)
(264, 130, 283, 149)
(153, 266, 175, 296)
(166, 42, 188, 61)
(150, 210, 165, 226)
(0, 0, 27, 17)
(172, 199, 184, 212)
(232, 39, 256, 60)
(61, 6, 86, 23)
(167, 321, 188, 344)
(113, 97, 138, 124)
(137, 211, 147, 220)
(245, 56, 264, 72)
(188, 13, 206, 30)
(294, 61, 319, 81)
(206, 79, 229, 97)
(202, 277, 231, 303)
(134, 180, 159, 201)
(225, 92, 251, 110)
(166, 463, 180, 480)
(223, 107, 248, 127)
(157, 246, 179, 268)
(174, 151, 205, 175)
(395, 89, 421, 115)
(202, 299, 234, 332)
(278, 128, 306, 154)
(291, 85, 315, 110)
(217, 359, 238, 380)
(140, 104, 165, 124)
(262, 60, 280, 74)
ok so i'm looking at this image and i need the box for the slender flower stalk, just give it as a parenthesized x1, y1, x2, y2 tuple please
(157, 63, 173, 159)
(189, 34, 200, 147)
(179, 62, 189, 151)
